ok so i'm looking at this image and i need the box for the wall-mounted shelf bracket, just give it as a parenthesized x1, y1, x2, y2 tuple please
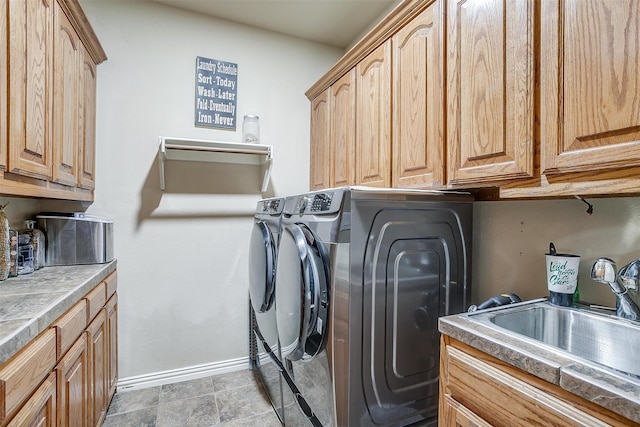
(158, 136, 273, 192)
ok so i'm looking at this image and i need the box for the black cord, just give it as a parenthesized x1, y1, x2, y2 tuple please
(575, 196, 593, 215)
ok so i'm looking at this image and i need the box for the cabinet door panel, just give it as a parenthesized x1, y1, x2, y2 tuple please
(78, 44, 97, 189)
(56, 334, 88, 427)
(331, 70, 356, 187)
(106, 295, 118, 400)
(8, 0, 54, 180)
(52, 3, 79, 186)
(541, 0, 640, 174)
(87, 310, 107, 427)
(440, 394, 492, 427)
(357, 40, 391, 188)
(309, 89, 331, 190)
(392, 2, 444, 188)
(447, 0, 534, 185)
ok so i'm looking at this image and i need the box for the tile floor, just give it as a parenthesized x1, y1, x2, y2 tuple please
(102, 369, 281, 427)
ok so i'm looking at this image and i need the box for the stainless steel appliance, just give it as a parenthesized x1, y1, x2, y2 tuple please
(36, 213, 114, 266)
(248, 197, 286, 423)
(275, 187, 473, 426)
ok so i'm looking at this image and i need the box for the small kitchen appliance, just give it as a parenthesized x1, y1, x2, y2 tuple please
(36, 213, 114, 266)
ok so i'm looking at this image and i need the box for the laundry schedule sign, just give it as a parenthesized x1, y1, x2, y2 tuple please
(194, 56, 238, 129)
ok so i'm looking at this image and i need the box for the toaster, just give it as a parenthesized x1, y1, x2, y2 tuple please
(36, 213, 114, 266)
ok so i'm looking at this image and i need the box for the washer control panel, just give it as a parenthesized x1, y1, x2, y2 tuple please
(257, 198, 284, 215)
(292, 190, 343, 215)
(310, 193, 333, 212)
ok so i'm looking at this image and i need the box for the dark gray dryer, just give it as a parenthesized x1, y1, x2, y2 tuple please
(274, 187, 473, 426)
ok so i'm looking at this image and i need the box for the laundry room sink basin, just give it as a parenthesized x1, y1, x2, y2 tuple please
(468, 301, 640, 378)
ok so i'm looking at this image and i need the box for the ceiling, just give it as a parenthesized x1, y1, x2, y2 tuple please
(150, 0, 401, 49)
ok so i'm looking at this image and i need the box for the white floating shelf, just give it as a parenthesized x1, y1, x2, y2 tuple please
(158, 136, 273, 192)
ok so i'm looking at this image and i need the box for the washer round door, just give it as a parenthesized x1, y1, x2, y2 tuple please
(249, 221, 276, 314)
(275, 223, 329, 362)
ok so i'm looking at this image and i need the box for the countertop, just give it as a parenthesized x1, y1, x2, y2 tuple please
(439, 305, 640, 424)
(0, 261, 117, 365)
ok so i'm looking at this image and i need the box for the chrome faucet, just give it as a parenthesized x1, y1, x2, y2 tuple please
(590, 257, 640, 321)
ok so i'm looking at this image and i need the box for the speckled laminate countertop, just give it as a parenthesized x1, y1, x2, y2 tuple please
(439, 303, 640, 424)
(0, 261, 117, 365)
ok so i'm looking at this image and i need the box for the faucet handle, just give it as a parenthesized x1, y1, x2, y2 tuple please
(591, 257, 617, 283)
(618, 258, 640, 291)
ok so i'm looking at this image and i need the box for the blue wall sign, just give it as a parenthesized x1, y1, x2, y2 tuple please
(194, 56, 238, 129)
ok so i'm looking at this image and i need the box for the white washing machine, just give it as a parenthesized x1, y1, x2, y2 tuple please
(275, 187, 473, 426)
(248, 196, 286, 423)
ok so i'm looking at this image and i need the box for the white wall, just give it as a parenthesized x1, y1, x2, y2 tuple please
(67, 0, 640, 385)
(80, 0, 343, 380)
(473, 197, 640, 308)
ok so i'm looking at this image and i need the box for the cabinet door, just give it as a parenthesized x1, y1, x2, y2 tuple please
(440, 394, 492, 427)
(309, 89, 331, 190)
(55, 334, 88, 427)
(8, 0, 54, 180)
(392, 2, 444, 188)
(446, 0, 534, 185)
(541, 0, 640, 175)
(0, 328, 56, 423)
(106, 294, 118, 401)
(356, 40, 391, 188)
(6, 372, 56, 427)
(52, 2, 79, 187)
(78, 44, 97, 190)
(86, 310, 107, 427)
(0, 0, 7, 171)
(331, 70, 356, 187)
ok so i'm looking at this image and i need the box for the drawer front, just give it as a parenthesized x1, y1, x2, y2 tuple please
(0, 328, 57, 423)
(444, 346, 609, 426)
(85, 281, 106, 322)
(54, 299, 87, 359)
(105, 271, 117, 299)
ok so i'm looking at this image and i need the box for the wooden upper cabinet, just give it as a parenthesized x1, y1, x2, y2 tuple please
(330, 70, 356, 188)
(446, 0, 534, 186)
(52, 2, 79, 187)
(309, 88, 331, 190)
(0, 0, 7, 171)
(8, 0, 54, 180)
(356, 40, 391, 188)
(78, 44, 97, 190)
(392, 1, 444, 188)
(540, 0, 640, 176)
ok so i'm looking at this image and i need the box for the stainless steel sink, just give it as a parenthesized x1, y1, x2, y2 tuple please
(468, 301, 640, 378)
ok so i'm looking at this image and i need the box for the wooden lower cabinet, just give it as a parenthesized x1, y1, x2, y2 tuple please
(56, 335, 88, 427)
(440, 394, 491, 427)
(106, 295, 118, 399)
(87, 310, 108, 427)
(439, 336, 634, 427)
(6, 373, 57, 427)
(0, 270, 117, 427)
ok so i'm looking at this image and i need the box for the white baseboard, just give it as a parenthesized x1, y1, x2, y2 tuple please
(116, 355, 256, 391)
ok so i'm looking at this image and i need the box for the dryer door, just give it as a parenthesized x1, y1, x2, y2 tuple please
(249, 221, 276, 313)
(275, 223, 329, 362)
